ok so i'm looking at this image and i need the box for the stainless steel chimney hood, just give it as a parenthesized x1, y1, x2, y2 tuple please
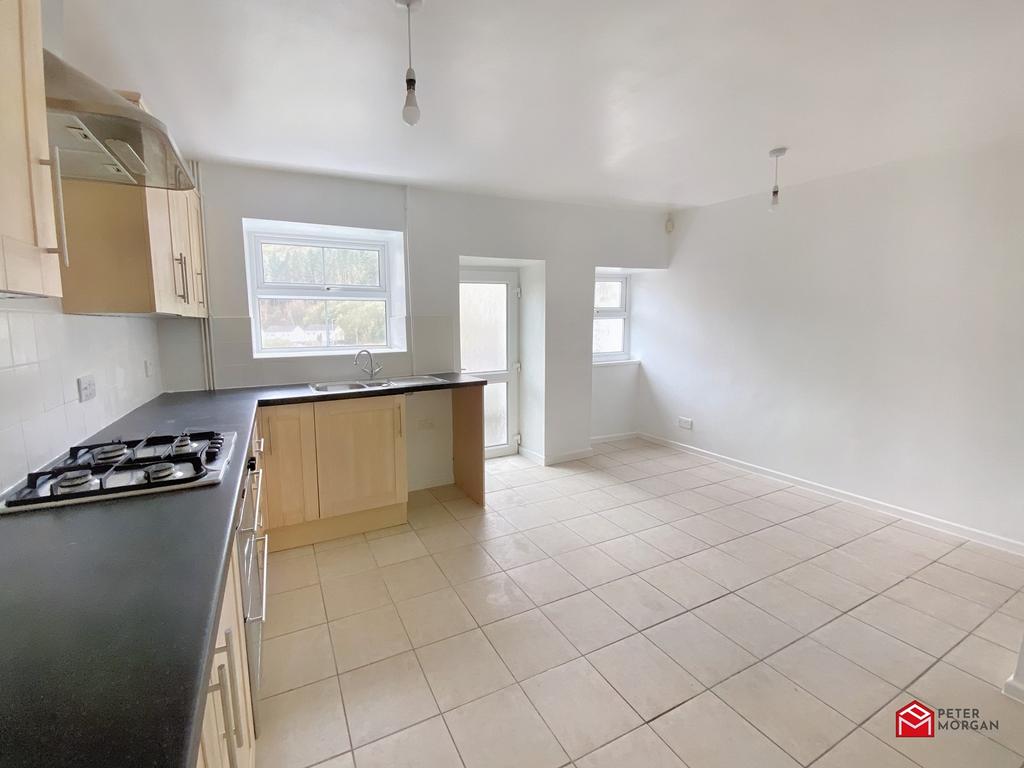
(43, 50, 194, 191)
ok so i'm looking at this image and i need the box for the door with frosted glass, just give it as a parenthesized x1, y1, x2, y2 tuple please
(459, 270, 519, 458)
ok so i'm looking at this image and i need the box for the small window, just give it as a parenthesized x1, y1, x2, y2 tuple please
(593, 276, 629, 361)
(243, 220, 406, 357)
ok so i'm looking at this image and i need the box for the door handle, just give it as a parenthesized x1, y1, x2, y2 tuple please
(40, 147, 69, 268)
(209, 664, 239, 768)
(247, 534, 270, 623)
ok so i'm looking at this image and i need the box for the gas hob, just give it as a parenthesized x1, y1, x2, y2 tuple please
(1, 430, 237, 512)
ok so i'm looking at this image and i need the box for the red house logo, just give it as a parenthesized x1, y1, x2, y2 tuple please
(896, 700, 935, 737)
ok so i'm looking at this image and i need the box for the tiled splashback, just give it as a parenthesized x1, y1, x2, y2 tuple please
(0, 298, 163, 492)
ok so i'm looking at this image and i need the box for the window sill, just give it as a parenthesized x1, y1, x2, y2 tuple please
(252, 347, 408, 360)
(593, 358, 640, 368)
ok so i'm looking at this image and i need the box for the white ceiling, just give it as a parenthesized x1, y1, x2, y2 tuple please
(60, 0, 1024, 208)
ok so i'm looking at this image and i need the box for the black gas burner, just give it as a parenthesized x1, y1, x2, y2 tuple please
(2, 430, 237, 512)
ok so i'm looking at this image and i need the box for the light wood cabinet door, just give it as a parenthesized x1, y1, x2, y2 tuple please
(168, 189, 196, 314)
(147, 187, 188, 314)
(314, 395, 408, 518)
(0, 0, 60, 298)
(259, 404, 320, 528)
(187, 190, 208, 317)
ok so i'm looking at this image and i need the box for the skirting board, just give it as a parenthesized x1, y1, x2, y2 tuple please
(521, 445, 597, 466)
(639, 432, 1024, 558)
(591, 432, 640, 444)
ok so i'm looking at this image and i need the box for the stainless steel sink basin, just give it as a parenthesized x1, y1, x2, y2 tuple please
(310, 375, 446, 393)
(309, 381, 369, 393)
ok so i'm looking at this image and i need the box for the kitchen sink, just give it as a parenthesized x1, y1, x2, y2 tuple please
(389, 375, 448, 386)
(310, 375, 446, 393)
(309, 381, 371, 393)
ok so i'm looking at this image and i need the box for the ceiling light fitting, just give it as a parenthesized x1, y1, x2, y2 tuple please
(396, 0, 422, 126)
(769, 146, 787, 210)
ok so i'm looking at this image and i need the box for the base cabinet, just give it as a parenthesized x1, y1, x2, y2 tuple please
(258, 403, 319, 529)
(314, 396, 407, 518)
(196, 539, 256, 768)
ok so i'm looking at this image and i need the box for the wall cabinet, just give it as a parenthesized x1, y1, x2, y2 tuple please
(59, 181, 207, 316)
(0, 0, 61, 298)
(314, 396, 407, 518)
(258, 403, 320, 529)
(196, 535, 256, 768)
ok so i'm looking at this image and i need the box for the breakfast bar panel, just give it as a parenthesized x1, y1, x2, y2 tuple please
(451, 384, 485, 504)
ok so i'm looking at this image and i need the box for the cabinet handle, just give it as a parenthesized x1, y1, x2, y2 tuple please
(174, 254, 188, 300)
(183, 253, 191, 304)
(211, 664, 239, 768)
(249, 534, 270, 622)
(40, 147, 69, 268)
(254, 438, 265, 454)
(223, 629, 244, 748)
(240, 469, 264, 533)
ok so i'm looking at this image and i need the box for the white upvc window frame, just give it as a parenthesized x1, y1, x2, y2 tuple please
(593, 274, 630, 362)
(244, 222, 403, 358)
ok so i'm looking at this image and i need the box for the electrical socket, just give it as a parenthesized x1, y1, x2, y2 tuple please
(144, 360, 153, 378)
(77, 374, 97, 403)
(677, 416, 693, 430)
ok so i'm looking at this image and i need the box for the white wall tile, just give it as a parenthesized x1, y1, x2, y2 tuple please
(0, 313, 12, 368)
(8, 312, 38, 365)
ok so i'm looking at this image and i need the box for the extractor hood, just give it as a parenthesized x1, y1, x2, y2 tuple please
(43, 50, 194, 191)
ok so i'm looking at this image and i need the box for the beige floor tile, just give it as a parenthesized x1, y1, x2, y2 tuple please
(732, 497, 802, 524)
(368, 531, 429, 567)
(396, 587, 476, 647)
(777, 563, 873, 611)
(738, 576, 839, 633)
(812, 616, 934, 688)
(563, 513, 629, 544)
(444, 685, 568, 768)
(598, 505, 662, 533)
(717, 535, 800, 574)
(850, 595, 967, 656)
(314, 534, 365, 552)
(500, 504, 557, 531)
(416, 521, 476, 554)
(703, 505, 772, 534)
(681, 548, 762, 590)
(636, 524, 707, 558)
(651, 691, 799, 768)
(316, 542, 377, 581)
(815, 728, 919, 768)
(597, 534, 670, 572)
(431, 484, 467, 502)
(409, 488, 442, 508)
(765, 637, 899, 721)
(264, 583, 327, 639)
(722, 474, 791, 497)
(751, 525, 830, 559)
(481, 533, 548, 569)
(694, 594, 801, 658)
(256, 678, 349, 768)
(644, 613, 756, 687)
(634, 497, 695, 524)
(765, 489, 833, 514)
(555, 546, 631, 587)
(525, 523, 590, 556)
(975, 611, 1024, 651)
(329, 604, 411, 673)
(782, 516, 859, 547)
(309, 752, 354, 767)
(944, 634, 1018, 687)
(507, 558, 586, 605)
(940, 548, 1024, 589)
(575, 726, 685, 768)
(570, 488, 624, 513)
(364, 524, 411, 541)
(587, 634, 703, 719)
(910, 662, 1024, 755)
(884, 577, 992, 631)
(268, 548, 320, 594)
(809, 549, 903, 592)
(639, 559, 728, 608)
(380, 555, 449, 602)
(542, 591, 634, 654)
(865, 693, 1021, 768)
(351, 716, 461, 768)
(696, 484, 752, 505)
(665, 491, 725, 515)
(339, 651, 439, 747)
(483, 609, 579, 681)
(261, 624, 338, 698)
(593, 575, 684, 630)
(416, 629, 515, 710)
(1001, 591, 1024, 620)
(432, 543, 501, 584)
(458, 511, 518, 541)
(914, 562, 1014, 608)
(455, 572, 535, 624)
(407, 504, 457, 530)
(443, 497, 487, 520)
(715, 662, 854, 764)
(321, 570, 390, 621)
(522, 658, 642, 759)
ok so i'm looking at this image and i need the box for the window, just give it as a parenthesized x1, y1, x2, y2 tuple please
(243, 220, 407, 357)
(593, 275, 629, 361)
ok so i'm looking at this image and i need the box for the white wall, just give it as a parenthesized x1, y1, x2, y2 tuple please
(518, 262, 546, 461)
(591, 362, 640, 440)
(633, 135, 1024, 545)
(0, 298, 163, 492)
(195, 162, 669, 482)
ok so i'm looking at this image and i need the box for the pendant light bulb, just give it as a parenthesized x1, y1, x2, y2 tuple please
(768, 146, 787, 211)
(403, 67, 420, 125)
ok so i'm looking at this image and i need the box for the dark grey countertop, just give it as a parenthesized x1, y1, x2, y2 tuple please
(0, 373, 483, 768)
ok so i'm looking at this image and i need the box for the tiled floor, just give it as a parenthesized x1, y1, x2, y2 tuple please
(255, 437, 1024, 768)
